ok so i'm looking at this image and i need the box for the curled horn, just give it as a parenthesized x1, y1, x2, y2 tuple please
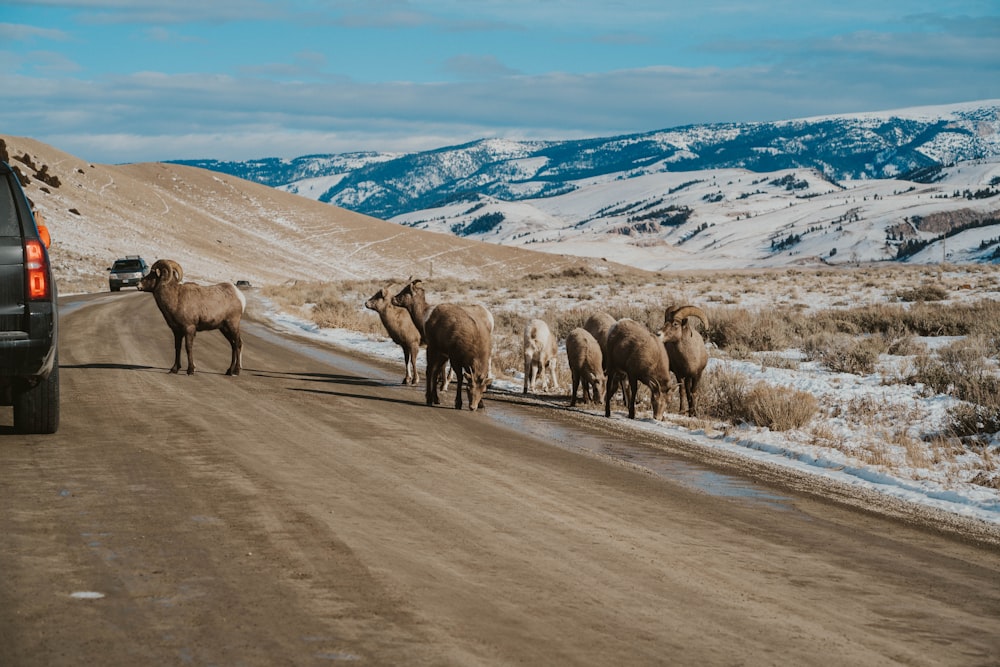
(152, 259, 183, 282)
(666, 305, 708, 328)
(162, 259, 184, 282)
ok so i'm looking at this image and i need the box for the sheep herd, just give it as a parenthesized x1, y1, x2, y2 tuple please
(138, 262, 708, 421)
(366, 277, 710, 420)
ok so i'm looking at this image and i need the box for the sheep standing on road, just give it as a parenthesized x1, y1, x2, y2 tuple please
(423, 304, 493, 411)
(523, 318, 559, 394)
(138, 259, 245, 376)
(364, 286, 421, 385)
(604, 318, 673, 421)
(391, 277, 494, 390)
(565, 328, 604, 406)
(660, 305, 710, 416)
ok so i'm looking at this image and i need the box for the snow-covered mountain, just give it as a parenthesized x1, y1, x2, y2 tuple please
(173, 100, 1000, 270)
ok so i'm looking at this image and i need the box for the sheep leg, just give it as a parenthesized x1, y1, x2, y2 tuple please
(547, 361, 559, 392)
(402, 346, 413, 384)
(604, 373, 618, 418)
(169, 330, 183, 374)
(570, 370, 580, 407)
(183, 329, 197, 375)
(627, 377, 639, 419)
(686, 376, 700, 416)
(409, 344, 420, 385)
(453, 365, 464, 410)
(221, 322, 242, 376)
(425, 351, 446, 405)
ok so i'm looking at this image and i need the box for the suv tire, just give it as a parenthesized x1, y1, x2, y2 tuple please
(12, 355, 60, 434)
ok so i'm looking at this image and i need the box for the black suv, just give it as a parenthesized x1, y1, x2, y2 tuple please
(0, 160, 59, 433)
(108, 255, 149, 291)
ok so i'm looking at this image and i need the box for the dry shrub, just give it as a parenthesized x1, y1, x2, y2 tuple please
(701, 366, 750, 421)
(895, 283, 948, 302)
(744, 384, 818, 431)
(947, 403, 1000, 439)
(907, 336, 1000, 438)
(803, 333, 886, 375)
(311, 297, 382, 334)
(706, 307, 793, 352)
(701, 366, 817, 431)
(492, 331, 524, 379)
(552, 307, 594, 340)
(758, 353, 799, 370)
(911, 337, 998, 402)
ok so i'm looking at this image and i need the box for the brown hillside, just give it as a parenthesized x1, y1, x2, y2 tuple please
(2, 135, 635, 293)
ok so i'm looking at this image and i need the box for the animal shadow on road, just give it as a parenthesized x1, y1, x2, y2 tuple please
(60, 362, 161, 372)
(252, 369, 422, 407)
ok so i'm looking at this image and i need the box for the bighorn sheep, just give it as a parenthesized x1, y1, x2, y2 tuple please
(583, 312, 617, 370)
(423, 303, 493, 411)
(523, 318, 559, 394)
(138, 259, 245, 375)
(660, 305, 709, 416)
(391, 277, 494, 390)
(604, 318, 674, 421)
(565, 328, 604, 406)
(364, 286, 421, 385)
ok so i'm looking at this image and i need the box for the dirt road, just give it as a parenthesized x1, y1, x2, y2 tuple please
(2, 291, 998, 666)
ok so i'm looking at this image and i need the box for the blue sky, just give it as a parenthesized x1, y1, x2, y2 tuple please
(2, 1, 998, 164)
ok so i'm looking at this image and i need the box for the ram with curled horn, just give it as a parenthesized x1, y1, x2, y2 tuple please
(138, 259, 245, 376)
(659, 304, 710, 417)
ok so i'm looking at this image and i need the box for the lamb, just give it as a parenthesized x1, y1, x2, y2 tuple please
(364, 286, 421, 385)
(138, 259, 245, 376)
(660, 305, 710, 416)
(565, 328, 604, 406)
(603, 318, 674, 421)
(423, 303, 493, 411)
(522, 318, 559, 394)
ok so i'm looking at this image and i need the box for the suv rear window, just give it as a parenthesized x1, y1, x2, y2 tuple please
(0, 176, 19, 236)
(113, 260, 145, 272)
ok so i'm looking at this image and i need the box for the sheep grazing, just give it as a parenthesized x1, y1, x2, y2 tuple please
(604, 318, 673, 421)
(565, 328, 604, 406)
(423, 303, 493, 411)
(364, 286, 421, 385)
(660, 305, 710, 416)
(522, 318, 559, 394)
(138, 259, 245, 376)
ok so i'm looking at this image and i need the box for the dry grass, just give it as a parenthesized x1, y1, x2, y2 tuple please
(262, 264, 1000, 446)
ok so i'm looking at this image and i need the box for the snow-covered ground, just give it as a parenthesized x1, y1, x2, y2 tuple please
(392, 158, 1000, 271)
(257, 287, 1000, 530)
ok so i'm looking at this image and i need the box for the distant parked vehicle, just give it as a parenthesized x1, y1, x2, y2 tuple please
(107, 255, 149, 291)
(0, 160, 59, 433)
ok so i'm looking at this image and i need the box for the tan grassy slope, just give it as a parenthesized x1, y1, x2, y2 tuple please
(2, 135, 631, 293)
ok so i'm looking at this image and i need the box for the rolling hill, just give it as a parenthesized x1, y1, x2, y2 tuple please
(0, 136, 626, 294)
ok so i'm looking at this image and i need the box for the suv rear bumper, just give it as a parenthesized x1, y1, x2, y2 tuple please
(0, 304, 57, 382)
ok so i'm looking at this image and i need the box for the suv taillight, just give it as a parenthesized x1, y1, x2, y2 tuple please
(24, 239, 51, 300)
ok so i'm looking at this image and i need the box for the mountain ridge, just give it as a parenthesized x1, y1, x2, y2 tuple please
(172, 99, 1000, 221)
